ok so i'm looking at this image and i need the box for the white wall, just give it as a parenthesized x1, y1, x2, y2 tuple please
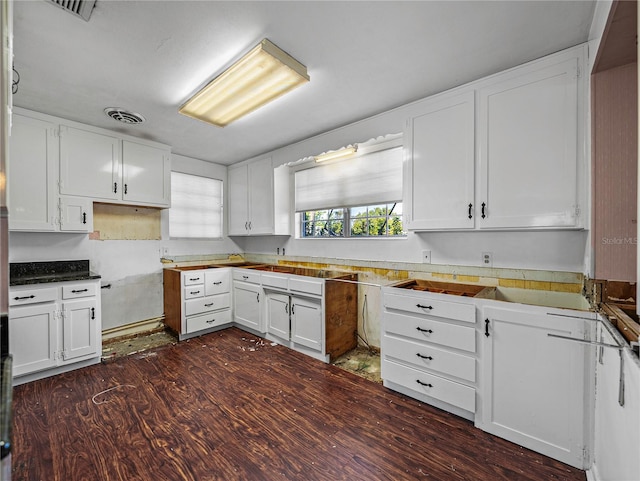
(9, 154, 240, 330)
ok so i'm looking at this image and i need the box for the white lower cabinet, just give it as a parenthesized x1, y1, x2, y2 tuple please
(265, 291, 323, 353)
(381, 287, 478, 420)
(163, 267, 232, 340)
(232, 268, 263, 333)
(477, 304, 593, 469)
(9, 279, 102, 383)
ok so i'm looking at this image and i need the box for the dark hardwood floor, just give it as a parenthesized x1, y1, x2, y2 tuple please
(12, 327, 587, 481)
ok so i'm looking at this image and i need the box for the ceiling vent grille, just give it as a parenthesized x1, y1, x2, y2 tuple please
(48, 0, 96, 22)
(104, 108, 146, 125)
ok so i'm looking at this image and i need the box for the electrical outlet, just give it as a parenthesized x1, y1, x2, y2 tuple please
(162, 246, 169, 256)
(482, 252, 493, 267)
(422, 250, 431, 264)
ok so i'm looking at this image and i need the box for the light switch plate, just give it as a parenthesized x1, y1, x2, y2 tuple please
(422, 250, 431, 264)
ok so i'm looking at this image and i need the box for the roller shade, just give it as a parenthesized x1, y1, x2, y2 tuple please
(170, 172, 223, 238)
(295, 146, 403, 212)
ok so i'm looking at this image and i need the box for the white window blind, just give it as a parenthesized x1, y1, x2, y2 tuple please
(294, 146, 403, 212)
(169, 172, 223, 238)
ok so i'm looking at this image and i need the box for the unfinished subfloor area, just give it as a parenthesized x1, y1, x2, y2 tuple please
(13, 327, 585, 481)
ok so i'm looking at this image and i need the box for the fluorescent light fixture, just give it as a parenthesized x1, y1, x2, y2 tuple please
(179, 39, 310, 127)
(314, 146, 358, 163)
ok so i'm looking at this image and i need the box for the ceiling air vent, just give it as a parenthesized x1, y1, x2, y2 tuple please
(48, 0, 96, 22)
(104, 108, 146, 125)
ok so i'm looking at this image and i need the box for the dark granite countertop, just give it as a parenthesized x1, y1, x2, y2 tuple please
(10, 260, 101, 286)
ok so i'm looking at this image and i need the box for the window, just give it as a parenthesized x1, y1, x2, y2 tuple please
(169, 172, 223, 239)
(295, 134, 404, 238)
(301, 202, 404, 238)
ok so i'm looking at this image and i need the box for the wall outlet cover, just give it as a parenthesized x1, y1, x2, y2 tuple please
(482, 252, 493, 267)
(422, 250, 431, 264)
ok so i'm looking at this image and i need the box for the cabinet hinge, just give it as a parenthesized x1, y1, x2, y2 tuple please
(582, 445, 589, 463)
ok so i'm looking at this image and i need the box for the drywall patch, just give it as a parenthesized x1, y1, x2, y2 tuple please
(92, 203, 161, 240)
(101, 273, 164, 330)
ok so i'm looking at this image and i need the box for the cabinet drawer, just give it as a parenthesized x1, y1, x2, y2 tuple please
(185, 293, 230, 316)
(261, 273, 288, 290)
(233, 269, 261, 284)
(9, 287, 57, 306)
(183, 271, 205, 286)
(383, 359, 476, 412)
(290, 277, 323, 296)
(384, 335, 476, 382)
(205, 269, 230, 296)
(184, 286, 205, 300)
(62, 283, 97, 299)
(186, 309, 231, 334)
(384, 312, 476, 353)
(384, 293, 476, 324)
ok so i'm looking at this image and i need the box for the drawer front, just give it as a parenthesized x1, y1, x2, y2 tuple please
(9, 286, 58, 306)
(289, 277, 323, 296)
(261, 273, 288, 290)
(384, 293, 476, 324)
(183, 270, 205, 286)
(184, 286, 205, 300)
(185, 293, 230, 316)
(384, 312, 476, 353)
(205, 269, 230, 296)
(62, 283, 98, 299)
(233, 269, 261, 284)
(186, 309, 231, 334)
(383, 359, 476, 412)
(384, 335, 476, 382)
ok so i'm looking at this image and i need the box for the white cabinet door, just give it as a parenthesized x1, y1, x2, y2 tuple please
(59, 125, 120, 201)
(405, 91, 475, 230)
(228, 163, 249, 235)
(9, 303, 57, 376)
(8, 115, 57, 231)
(247, 157, 274, 235)
(479, 305, 589, 468)
(478, 57, 581, 229)
(266, 292, 290, 341)
(233, 281, 262, 332)
(62, 298, 98, 362)
(59, 196, 93, 232)
(122, 140, 170, 207)
(291, 296, 322, 352)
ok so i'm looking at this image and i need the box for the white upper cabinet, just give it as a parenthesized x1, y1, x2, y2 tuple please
(228, 157, 290, 236)
(405, 91, 475, 230)
(59, 126, 120, 201)
(405, 45, 586, 231)
(477, 54, 583, 229)
(8, 115, 58, 231)
(121, 140, 171, 207)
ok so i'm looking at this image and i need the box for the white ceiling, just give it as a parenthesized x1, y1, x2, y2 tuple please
(12, 0, 596, 165)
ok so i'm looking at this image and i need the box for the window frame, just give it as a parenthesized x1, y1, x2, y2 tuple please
(299, 202, 405, 239)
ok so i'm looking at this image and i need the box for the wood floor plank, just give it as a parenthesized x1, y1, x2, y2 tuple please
(12, 327, 587, 481)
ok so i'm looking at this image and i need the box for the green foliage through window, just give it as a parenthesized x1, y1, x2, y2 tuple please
(301, 203, 404, 238)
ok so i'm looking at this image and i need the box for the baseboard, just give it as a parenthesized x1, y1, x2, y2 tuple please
(102, 317, 166, 343)
(586, 464, 601, 481)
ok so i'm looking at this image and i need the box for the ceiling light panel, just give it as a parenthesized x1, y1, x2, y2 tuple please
(179, 39, 310, 127)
